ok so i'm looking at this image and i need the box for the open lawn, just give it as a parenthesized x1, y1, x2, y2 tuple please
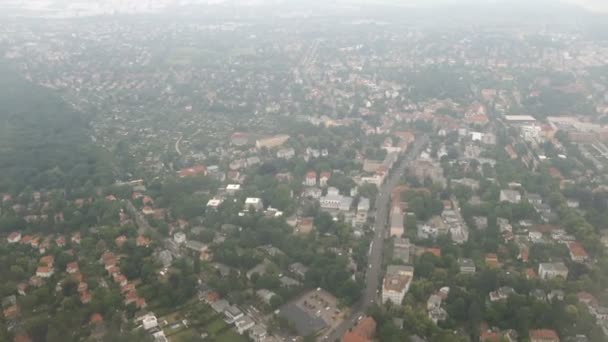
(205, 318, 228, 335)
(168, 328, 199, 342)
(216, 330, 248, 342)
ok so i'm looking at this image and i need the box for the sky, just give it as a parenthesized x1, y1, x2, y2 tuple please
(349, 0, 608, 13)
(563, 0, 608, 12)
(2, 0, 608, 15)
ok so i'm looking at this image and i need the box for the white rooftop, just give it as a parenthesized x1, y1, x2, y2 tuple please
(505, 115, 536, 122)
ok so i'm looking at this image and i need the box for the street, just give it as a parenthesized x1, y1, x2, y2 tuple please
(323, 134, 428, 341)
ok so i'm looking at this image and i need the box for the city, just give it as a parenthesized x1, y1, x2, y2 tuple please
(1, 1, 608, 342)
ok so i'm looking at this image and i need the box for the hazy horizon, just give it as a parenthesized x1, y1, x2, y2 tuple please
(2, 0, 608, 17)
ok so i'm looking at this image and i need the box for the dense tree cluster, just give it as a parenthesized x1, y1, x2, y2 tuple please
(0, 63, 114, 194)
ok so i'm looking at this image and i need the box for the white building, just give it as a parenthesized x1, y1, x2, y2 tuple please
(500, 190, 522, 204)
(276, 147, 295, 160)
(320, 187, 353, 212)
(417, 224, 438, 239)
(207, 198, 224, 209)
(470, 131, 483, 141)
(7, 232, 21, 244)
(356, 197, 370, 224)
(152, 330, 168, 342)
(224, 305, 244, 324)
(244, 197, 264, 211)
(173, 232, 187, 244)
(141, 314, 158, 330)
(359, 174, 384, 187)
(226, 184, 241, 194)
(382, 265, 414, 305)
(320, 187, 341, 209)
(235, 316, 256, 334)
(303, 171, 317, 187)
(458, 258, 476, 274)
(248, 324, 268, 342)
(538, 262, 569, 280)
(319, 172, 331, 187)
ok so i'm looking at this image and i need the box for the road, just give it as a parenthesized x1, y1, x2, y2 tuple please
(124, 199, 153, 235)
(323, 134, 429, 342)
(175, 135, 183, 156)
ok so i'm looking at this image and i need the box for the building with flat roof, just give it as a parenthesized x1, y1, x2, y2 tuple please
(277, 289, 339, 337)
(505, 115, 537, 124)
(458, 258, 476, 274)
(538, 262, 569, 280)
(342, 316, 376, 342)
(244, 197, 264, 211)
(500, 189, 522, 204)
(255, 134, 290, 149)
(320, 187, 353, 212)
(356, 197, 370, 225)
(389, 205, 404, 238)
(382, 265, 414, 305)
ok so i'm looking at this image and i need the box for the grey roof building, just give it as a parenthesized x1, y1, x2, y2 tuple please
(278, 303, 327, 336)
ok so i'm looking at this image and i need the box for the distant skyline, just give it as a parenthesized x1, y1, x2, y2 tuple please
(2, 0, 608, 17)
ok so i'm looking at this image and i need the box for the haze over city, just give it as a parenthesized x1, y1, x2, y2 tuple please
(1, 0, 608, 342)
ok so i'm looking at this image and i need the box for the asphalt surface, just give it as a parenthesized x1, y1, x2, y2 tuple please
(322, 135, 429, 342)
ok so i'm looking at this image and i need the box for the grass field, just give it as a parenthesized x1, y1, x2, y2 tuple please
(205, 318, 228, 335)
(216, 330, 248, 342)
(155, 300, 247, 341)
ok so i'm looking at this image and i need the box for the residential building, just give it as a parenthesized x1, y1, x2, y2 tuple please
(226, 184, 241, 194)
(235, 315, 255, 334)
(567, 242, 588, 263)
(247, 259, 273, 280)
(289, 262, 309, 279)
(178, 165, 207, 178)
(538, 263, 569, 280)
(428, 307, 448, 324)
(224, 305, 244, 324)
(342, 316, 376, 342)
(279, 276, 301, 288)
(36, 266, 54, 278)
(500, 189, 522, 204)
(393, 238, 411, 264)
(389, 205, 404, 238)
(319, 171, 331, 187)
(527, 193, 543, 205)
(427, 294, 442, 311)
(417, 223, 438, 239)
(302, 187, 322, 199)
(256, 134, 290, 149)
(141, 314, 158, 331)
(249, 324, 268, 342)
(451, 178, 480, 191)
(382, 265, 414, 304)
(529, 329, 560, 342)
(320, 187, 353, 212)
(489, 287, 515, 302)
(458, 258, 476, 274)
(277, 147, 295, 160)
(7, 232, 21, 244)
(244, 197, 264, 211)
(173, 232, 186, 244)
(66, 262, 79, 274)
(408, 159, 446, 187)
(356, 197, 370, 225)
(485, 254, 500, 268)
(256, 289, 277, 305)
(304, 171, 317, 186)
